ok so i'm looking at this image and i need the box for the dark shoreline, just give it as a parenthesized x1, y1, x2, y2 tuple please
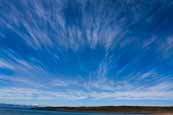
(32, 106, 173, 114)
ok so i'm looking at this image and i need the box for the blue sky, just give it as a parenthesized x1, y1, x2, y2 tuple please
(0, 0, 173, 106)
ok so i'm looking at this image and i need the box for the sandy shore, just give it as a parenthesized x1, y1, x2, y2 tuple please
(157, 113, 173, 115)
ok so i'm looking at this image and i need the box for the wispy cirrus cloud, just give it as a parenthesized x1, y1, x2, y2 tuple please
(0, 0, 173, 106)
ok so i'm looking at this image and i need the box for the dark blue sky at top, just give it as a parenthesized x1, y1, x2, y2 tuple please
(0, 0, 173, 106)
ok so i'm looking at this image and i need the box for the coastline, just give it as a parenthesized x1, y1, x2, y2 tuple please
(32, 106, 173, 115)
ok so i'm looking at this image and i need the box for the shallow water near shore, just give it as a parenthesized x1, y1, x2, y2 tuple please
(0, 108, 153, 115)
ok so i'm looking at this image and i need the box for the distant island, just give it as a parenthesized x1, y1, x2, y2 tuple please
(32, 106, 173, 115)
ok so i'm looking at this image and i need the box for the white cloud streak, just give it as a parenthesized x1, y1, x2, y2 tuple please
(0, 0, 123, 51)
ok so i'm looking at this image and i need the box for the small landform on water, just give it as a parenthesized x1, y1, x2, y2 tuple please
(32, 106, 173, 115)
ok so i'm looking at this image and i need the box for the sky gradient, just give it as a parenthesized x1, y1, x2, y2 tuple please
(0, 0, 173, 106)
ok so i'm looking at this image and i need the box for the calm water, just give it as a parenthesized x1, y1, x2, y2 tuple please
(0, 108, 152, 115)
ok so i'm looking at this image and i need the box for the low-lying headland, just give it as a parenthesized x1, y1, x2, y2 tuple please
(32, 106, 173, 115)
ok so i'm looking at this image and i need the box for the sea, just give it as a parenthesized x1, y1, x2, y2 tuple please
(0, 108, 152, 115)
